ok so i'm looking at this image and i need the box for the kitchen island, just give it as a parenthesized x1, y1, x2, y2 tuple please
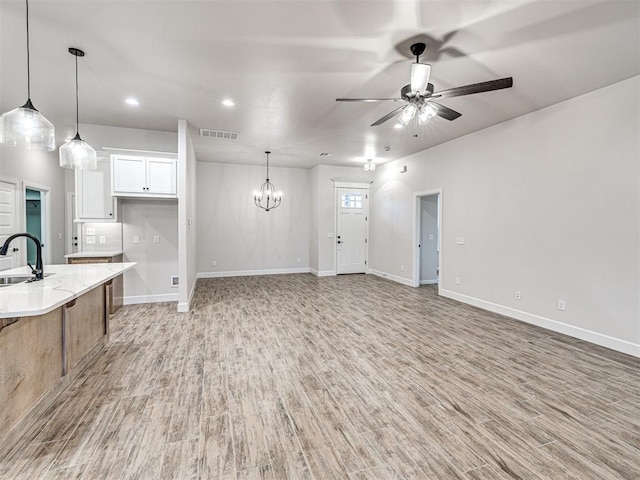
(0, 262, 135, 457)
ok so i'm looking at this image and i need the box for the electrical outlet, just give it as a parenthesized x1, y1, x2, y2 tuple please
(557, 299, 566, 311)
(86, 227, 96, 235)
(86, 236, 95, 244)
(133, 235, 140, 244)
(455, 277, 461, 285)
(428, 234, 434, 240)
(170, 275, 179, 287)
(400, 265, 405, 272)
(456, 236, 465, 245)
(515, 290, 521, 300)
(212, 261, 217, 267)
(296, 257, 301, 264)
(99, 236, 106, 244)
(154, 235, 160, 243)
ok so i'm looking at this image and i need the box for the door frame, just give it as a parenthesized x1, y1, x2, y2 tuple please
(413, 188, 443, 289)
(0, 176, 24, 268)
(22, 181, 52, 265)
(66, 191, 79, 255)
(334, 181, 370, 275)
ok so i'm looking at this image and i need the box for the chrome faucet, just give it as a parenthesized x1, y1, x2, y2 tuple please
(0, 233, 44, 280)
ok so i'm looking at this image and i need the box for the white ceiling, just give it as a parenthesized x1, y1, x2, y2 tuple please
(1, 1, 638, 168)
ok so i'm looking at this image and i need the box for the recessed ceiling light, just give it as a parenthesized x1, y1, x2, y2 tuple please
(222, 99, 235, 107)
(125, 98, 139, 106)
(394, 124, 403, 129)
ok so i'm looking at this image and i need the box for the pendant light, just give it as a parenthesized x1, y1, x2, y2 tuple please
(253, 151, 282, 212)
(59, 48, 96, 170)
(0, 0, 55, 151)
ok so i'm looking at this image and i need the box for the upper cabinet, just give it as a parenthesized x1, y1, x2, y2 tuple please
(75, 157, 117, 221)
(111, 155, 177, 198)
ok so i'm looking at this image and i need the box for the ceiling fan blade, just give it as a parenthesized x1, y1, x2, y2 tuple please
(336, 98, 402, 102)
(432, 77, 513, 99)
(371, 105, 407, 126)
(430, 102, 462, 121)
(410, 63, 431, 95)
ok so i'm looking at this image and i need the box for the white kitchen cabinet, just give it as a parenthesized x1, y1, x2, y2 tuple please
(75, 157, 117, 221)
(111, 155, 177, 198)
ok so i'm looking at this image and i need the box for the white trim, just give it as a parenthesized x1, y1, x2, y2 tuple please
(369, 269, 414, 287)
(103, 146, 177, 158)
(310, 269, 336, 277)
(420, 279, 439, 285)
(332, 181, 373, 188)
(440, 289, 640, 358)
(177, 276, 198, 312)
(124, 293, 179, 305)
(23, 181, 52, 266)
(197, 267, 311, 279)
(413, 189, 443, 290)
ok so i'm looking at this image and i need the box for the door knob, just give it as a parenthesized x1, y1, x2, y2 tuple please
(337, 240, 342, 244)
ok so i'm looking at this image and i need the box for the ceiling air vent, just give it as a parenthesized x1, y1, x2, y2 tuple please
(199, 129, 239, 140)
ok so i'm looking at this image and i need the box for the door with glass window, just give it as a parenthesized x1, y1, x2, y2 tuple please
(336, 188, 368, 274)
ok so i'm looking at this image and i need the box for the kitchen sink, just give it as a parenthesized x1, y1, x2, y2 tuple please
(0, 273, 54, 287)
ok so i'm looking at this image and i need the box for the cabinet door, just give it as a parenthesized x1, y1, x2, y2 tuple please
(76, 159, 114, 220)
(146, 158, 177, 195)
(112, 155, 147, 194)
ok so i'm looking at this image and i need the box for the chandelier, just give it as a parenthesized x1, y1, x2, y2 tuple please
(253, 151, 282, 212)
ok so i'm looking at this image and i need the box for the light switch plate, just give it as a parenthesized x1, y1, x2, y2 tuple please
(133, 235, 140, 244)
(99, 236, 106, 244)
(154, 235, 160, 243)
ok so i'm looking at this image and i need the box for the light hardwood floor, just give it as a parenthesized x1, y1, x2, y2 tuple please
(1, 274, 639, 479)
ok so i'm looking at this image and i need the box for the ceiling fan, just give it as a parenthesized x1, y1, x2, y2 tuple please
(336, 42, 513, 127)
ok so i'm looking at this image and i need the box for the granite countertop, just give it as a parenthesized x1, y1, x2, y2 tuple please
(64, 251, 124, 259)
(0, 263, 136, 318)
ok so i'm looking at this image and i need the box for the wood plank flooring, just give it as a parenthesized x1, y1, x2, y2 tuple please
(1, 273, 638, 479)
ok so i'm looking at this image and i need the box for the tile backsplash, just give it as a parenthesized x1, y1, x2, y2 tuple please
(81, 223, 123, 252)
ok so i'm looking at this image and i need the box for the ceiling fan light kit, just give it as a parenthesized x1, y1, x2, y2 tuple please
(0, 0, 55, 151)
(59, 47, 97, 170)
(336, 42, 513, 130)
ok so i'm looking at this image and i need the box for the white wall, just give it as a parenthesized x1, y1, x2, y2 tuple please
(121, 199, 179, 304)
(370, 76, 640, 356)
(177, 119, 197, 311)
(420, 195, 438, 283)
(197, 162, 311, 276)
(0, 146, 66, 264)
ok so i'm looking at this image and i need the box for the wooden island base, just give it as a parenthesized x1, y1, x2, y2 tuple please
(0, 284, 108, 458)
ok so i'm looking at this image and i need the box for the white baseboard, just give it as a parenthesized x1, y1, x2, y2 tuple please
(369, 269, 414, 287)
(440, 289, 640, 358)
(420, 279, 439, 285)
(124, 293, 179, 305)
(310, 269, 335, 277)
(197, 267, 311, 279)
(177, 279, 197, 312)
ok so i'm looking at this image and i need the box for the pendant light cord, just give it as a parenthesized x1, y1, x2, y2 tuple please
(75, 52, 80, 135)
(266, 151, 270, 180)
(25, 0, 31, 100)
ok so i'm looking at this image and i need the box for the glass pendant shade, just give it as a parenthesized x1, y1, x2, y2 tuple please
(398, 103, 417, 126)
(59, 133, 97, 170)
(0, 0, 56, 151)
(418, 103, 438, 124)
(0, 102, 55, 152)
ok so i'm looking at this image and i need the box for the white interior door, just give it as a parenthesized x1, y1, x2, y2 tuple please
(336, 187, 368, 274)
(0, 180, 21, 270)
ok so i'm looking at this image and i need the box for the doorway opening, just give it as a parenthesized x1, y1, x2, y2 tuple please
(413, 190, 442, 289)
(25, 189, 42, 265)
(335, 183, 370, 275)
(23, 183, 51, 265)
